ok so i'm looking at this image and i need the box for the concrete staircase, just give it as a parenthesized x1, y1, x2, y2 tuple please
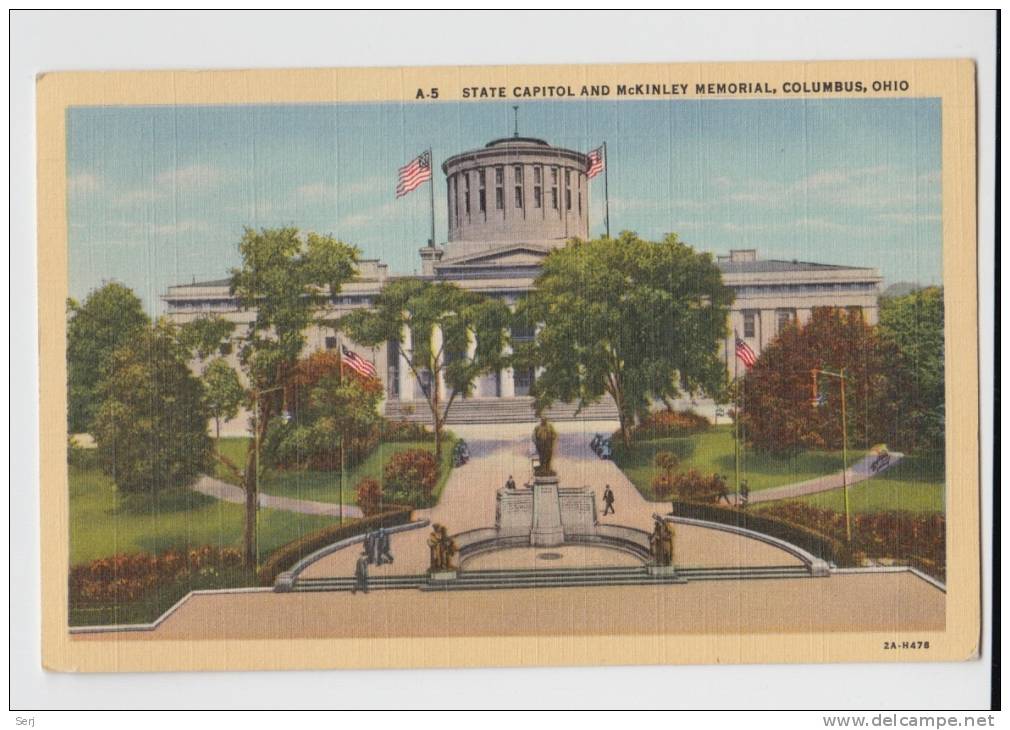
(291, 564, 814, 593)
(384, 396, 619, 425)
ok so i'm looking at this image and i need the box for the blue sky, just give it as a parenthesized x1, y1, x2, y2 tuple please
(67, 98, 941, 315)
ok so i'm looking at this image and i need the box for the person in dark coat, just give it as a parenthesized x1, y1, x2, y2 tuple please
(602, 484, 616, 516)
(377, 527, 394, 564)
(505, 475, 516, 490)
(352, 551, 369, 594)
(362, 531, 375, 564)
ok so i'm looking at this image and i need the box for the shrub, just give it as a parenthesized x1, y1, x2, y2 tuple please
(651, 471, 677, 499)
(757, 502, 946, 578)
(670, 469, 725, 503)
(69, 545, 244, 606)
(382, 420, 433, 442)
(633, 410, 710, 440)
(257, 508, 412, 586)
(356, 477, 384, 516)
(654, 450, 680, 472)
(650, 450, 681, 498)
(383, 448, 440, 505)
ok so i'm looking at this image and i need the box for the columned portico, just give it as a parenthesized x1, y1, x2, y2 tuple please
(398, 325, 416, 403)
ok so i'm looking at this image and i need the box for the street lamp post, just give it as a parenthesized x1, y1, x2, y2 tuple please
(810, 368, 850, 542)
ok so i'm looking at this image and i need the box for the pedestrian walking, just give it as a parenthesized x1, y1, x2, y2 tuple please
(378, 527, 394, 564)
(740, 480, 750, 509)
(352, 551, 369, 594)
(602, 484, 616, 516)
(716, 474, 732, 505)
(362, 530, 374, 564)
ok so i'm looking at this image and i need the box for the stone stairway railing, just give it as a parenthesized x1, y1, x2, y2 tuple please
(290, 563, 816, 593)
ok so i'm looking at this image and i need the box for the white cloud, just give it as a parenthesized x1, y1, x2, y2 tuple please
(875, 212, 942, 224)
(68, 172, 101, 195)
(155, 163, 225, 188)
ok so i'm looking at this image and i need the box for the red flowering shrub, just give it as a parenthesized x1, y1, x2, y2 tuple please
(669, 469, 726, 503)
(757, 502, 946, 579)
(633, 410, 710, 440)
(382, 420, 433, 442)
(650, 451, 681, 498)
(355, 478, 384, 516)
(383, 448, 440, 505)
(69, 545, 244, 605)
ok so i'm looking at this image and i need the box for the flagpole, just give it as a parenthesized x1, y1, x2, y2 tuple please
(603, 141, 611, 239)
(428, 147, 436, 248)
(733, 330, 740, 504)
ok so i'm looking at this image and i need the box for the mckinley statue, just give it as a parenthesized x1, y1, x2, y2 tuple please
(533, 417, 558, 477)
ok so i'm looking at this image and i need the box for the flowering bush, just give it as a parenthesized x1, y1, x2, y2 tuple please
(382, 448, 440, 505)
(633, 410, 711, 440)
(355, 477, 384, 516)
(69, 545, 243, 605)
(669, 469, 725, 503)
(382, 420, 433, 442)
(757, 502, 946, 577)
(650, 451, 681, 498)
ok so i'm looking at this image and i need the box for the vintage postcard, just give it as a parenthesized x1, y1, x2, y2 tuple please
(38, 59, 979, 672)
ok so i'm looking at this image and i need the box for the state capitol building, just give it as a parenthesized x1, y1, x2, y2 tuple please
(164, 135, 882, 423)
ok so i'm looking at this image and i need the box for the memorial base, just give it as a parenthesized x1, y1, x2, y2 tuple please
(647, 565, 678, 576)
(428, 570, 457, 581)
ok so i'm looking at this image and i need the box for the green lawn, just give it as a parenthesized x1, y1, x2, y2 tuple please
(212, 435, 456, 507)
(761, 452, 946, 515)
(614, 424, 865, 501)
(69, 456, 337, 566)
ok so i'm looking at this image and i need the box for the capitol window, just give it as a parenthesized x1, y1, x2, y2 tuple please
(776, 308, 796, 334)
(495, 166, 504, 209)
(478, 168, 486, 213)
(514, 165, 523, 209)
(464, 173, 471, 217)
(743, 310, 757, 338)
(533, 165, 542, 208)
(550, 167, 559, 209)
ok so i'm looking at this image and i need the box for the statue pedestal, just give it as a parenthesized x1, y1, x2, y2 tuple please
(428, 570, 457, 582)
(530, 476, 565, 547)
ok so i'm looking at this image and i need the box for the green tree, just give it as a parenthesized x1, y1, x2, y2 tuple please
(740, 308, 890, 457)
(202, 357, 245, 441)
(67, 282, 150, 433)
(228, 227, 360, 568)
(877, 287, 945, 453)
(92, 320, 212, 495)
(179, 314, 236, 360)
(265, 351, 386, 471)
(340, 279, 510, 457)
(516, 232, 733, 446)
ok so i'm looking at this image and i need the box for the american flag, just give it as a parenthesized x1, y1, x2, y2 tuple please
(586, 146, 605, 179)
(342, 345, 377, 379)
(735, 337, 757, 368)
(395, 150, 432, 198)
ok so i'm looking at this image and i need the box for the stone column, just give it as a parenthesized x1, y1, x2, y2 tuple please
(432, 324, 447, 402)
(759, 309, 777, 352)
(500, 341, 515, 399)
(398, 324, 416, 402)
(465, 328, 478, 396)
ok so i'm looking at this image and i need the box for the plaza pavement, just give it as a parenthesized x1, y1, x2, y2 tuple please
(76, 421, 944, 641)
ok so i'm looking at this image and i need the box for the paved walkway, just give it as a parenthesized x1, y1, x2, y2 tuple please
(79, 424, 944, 644)
(191, 475, 363, 519)
(300, 421, 802, 579)
(742, 449, 904, 504)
